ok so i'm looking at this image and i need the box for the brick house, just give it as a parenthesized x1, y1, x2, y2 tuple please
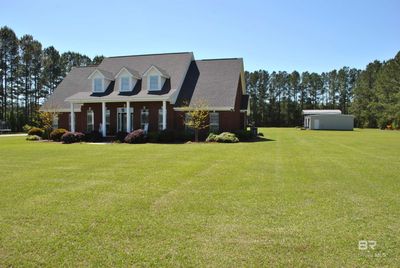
(41, 52, 249, 136)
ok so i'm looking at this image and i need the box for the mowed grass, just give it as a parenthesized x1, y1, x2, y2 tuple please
(0, 128, 399, 267)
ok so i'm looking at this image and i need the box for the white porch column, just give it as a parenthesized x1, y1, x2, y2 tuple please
(70, 102, 75, 132)
(126, 101, 131, 132)
(162, 100, 167, 130)
(101, 102, 106, 137)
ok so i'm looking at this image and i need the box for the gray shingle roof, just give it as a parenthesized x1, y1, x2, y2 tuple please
(41, 66, 97, 111)
(96, 69, 114, 80)
(98, 52, 191, 89)
(119, 66, 141, 79)
(42, 52, 193, 110)
(42, 53, 244, 111)
(175, 58, 243, 109)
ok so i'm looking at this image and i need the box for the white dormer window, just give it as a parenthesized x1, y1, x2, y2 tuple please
(149, 75, 159, 90)
(93, 78, 103, 92)
(143, 65, 169, 91)
(120, 76, 130, 91)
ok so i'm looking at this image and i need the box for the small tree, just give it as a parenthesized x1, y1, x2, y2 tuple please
(182, 100, 209, 142)
(33, 104, 59, 140)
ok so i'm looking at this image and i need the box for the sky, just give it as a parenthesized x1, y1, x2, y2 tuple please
(2, 0, 399, 73)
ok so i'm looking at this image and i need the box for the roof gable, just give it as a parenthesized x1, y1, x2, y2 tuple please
(142, 65, 170, 78)
(114, 66, 141, 79)
(87, 69, 114, 80)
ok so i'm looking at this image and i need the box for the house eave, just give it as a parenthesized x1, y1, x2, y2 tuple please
(173, 106, 234, 112)
(65, 96, 170, 104)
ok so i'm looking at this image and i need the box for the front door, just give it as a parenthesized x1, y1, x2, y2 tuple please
(117, 107, 134, 132)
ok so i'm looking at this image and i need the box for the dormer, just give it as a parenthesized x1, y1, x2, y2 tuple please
(88, 69, 114, 93)
(114, 67, 141, 92)
(142, 65, 170, 91)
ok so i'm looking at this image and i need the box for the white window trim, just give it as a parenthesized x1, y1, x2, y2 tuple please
(87, 109, 94, 132)
(106, 109, 110, 134)
(158, 108, 163, 131)
(52, 115, 59, 129)
(148, 75, 160, 91)
(117, 107, 134, 132)
(93, 78, 103, 92)
(120, 76, 131, 92)
(141, 107, 149, 129)
(209, 112, 219, 133)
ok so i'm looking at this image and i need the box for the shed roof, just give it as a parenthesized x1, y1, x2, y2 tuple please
(302, 109, 342, 115)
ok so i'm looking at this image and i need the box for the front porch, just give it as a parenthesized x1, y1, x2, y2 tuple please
(68, 101, 171, 136)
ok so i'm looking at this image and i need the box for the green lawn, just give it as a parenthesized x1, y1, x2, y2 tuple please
(0, 128, 399, 267)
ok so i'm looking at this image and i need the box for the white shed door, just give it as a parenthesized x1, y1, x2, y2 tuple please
(314, 119, 320, 129)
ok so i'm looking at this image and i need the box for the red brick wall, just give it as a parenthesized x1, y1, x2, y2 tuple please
(172, 75, 246, 133)
(58, 101, 175, 134)
(57, 76, 245, 134)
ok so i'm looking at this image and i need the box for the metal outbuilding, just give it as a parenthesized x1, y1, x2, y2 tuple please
(302, 110, 354, 130)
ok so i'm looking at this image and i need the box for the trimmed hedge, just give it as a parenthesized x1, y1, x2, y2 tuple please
(148, 130, 192, 143)
(61, 132, 76, 144)
(27, 127, 44, 137)
(84, 131, 103, 142)
(61, 132, 86, 144)
(26, 135, 41, 141)
(50, 128, 68, 141)
(124, 129, 146, 144)
(234, 130, 254, 141)
(74, 132, 85, 142)
(157, 130, 175, 143)
(115, 131, 128, 143)
(206, 132, 239, 143)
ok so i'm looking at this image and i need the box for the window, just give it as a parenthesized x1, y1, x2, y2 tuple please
(52, 115, 59, 129)
(106, 109, 110, 134)
(94, 78, 103, 92)
(117, 107, 134, 132)
(209, 112, 219, 133)
(120, 76, 130, 91)
(158, 109, 164, 131)
(87, 109, 94, 132)
(185, 113, 193, 133)
(149, 75, 159, 90)
(141, 107, 149, 130)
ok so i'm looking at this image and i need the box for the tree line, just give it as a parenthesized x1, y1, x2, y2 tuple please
(0, 26, 104, 131)
(245, 68, 360, 126)
(245, 50, 400, 128)
(1, 25, 399, 131)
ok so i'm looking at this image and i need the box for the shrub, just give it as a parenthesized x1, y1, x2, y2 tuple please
(23, 124, 33, 133)
(27, 127, 44, 137)
(74, 132, 85, 142)
(50, 128, 68, 141)
(61, 132, 76, 144)
(206, 133, 218, 142)
(206, 132, 239, 143)
(124, 129, 146, 144)
(115, 131, 128, 143)
(234, 130, 254, 141)
(26, 135, 41, 141)
(157, 129, 175, 143)
(175, 131, 194, 142)
(84, 131, 103, 142)
(147, 131, 159, 143)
